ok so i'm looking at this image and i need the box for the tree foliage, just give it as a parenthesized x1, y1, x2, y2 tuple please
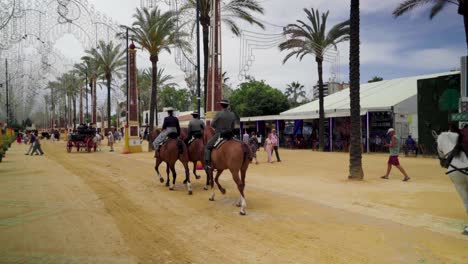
(279, 8, 349, 151)
(159, 87, 191, 112)
(230, 80, 289, 117)
(285, 81, 306, 107)
(368, 76, 383, 83)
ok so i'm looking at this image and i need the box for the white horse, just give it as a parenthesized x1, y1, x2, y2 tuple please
(435, 131, 468, 235)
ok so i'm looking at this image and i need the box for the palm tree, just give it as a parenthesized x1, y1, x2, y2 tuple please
(86, 40, 126, 130)
(46, 81, 61, 128)
(285, 81, 306, 106)
(127, 7, 189, 150)
(80, 55, 100, 124)
(349, 0, 364, 180)
(182, 0, 265, 111)
(57, 72, 82, 128)
(279, 8, 349, 151)
(393, 0, 468, 53)
(72, 62, 91, 124)
(130, 68, 178, 123)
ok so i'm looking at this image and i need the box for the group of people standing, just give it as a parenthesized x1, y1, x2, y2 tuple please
(243, 129, 281, 164)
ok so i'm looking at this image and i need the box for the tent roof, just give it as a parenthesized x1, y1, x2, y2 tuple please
(281, 71, 459, 116)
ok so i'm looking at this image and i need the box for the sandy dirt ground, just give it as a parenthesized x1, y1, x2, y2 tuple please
(0, 139, 467, 264)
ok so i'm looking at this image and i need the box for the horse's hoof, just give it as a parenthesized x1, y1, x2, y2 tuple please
(165, 182, 170, 187)
(188, 190, 193, 195)
(159, 178, 164, 183)
(235, 203, 241, 207)
(209, 197, 214, 201)
(169, 187, 174, 191)
(183, 180, 188, 184)
(195, 175, 201, 180)
(220, 188, 226, 195)
(204, 186, 208, 191)
(239, 211, 246, 216)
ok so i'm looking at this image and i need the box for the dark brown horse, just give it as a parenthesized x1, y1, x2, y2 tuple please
(187, 137, 211, 190)
(153, 130, 192, 195)
(203, 125, 252, 215)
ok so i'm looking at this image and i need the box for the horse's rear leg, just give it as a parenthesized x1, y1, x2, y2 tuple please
(155, 158, 164, 183)
(192, 162, 200, 180)
(169, 164, 176, 191)
(166, 163, 171, 187)
(204, 167, 210, 191)
(236, 169, 247, 209)
(214, 170, 226, 194)
(208, 169, 215, 201)
(183, 161, 192, 195)
(231, 169, 246, 215)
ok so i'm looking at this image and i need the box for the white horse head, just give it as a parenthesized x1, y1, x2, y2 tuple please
(436, 131, 459, 157)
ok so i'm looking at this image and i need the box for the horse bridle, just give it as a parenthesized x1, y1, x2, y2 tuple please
(433, 130, 468, 176)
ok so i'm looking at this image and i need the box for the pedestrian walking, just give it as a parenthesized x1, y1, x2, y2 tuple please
(270, 129, 281, 162)
(249, 132, 259, 164)
(16, 134, 22, 144)
(108, 131, 115, 152)
(25, 133, 36, 155)
(30, 136, 44, 155)
(264, 134, 273, 163)
(381, 128, 410, 181)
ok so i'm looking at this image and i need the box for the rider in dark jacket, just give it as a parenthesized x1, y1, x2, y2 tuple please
(186, 111, 205, 145)
(204, 99, 236, 169)
(153, 107, 180, 151)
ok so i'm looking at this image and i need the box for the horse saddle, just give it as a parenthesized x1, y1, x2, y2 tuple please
(214, 137, 228, 149)
(159, 137, 169, 146)
(188, 137, 196, 145)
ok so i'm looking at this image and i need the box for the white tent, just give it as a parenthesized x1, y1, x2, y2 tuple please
(281, 71, 459, 117)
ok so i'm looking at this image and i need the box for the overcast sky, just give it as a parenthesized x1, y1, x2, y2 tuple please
(54, 0, 465, 99)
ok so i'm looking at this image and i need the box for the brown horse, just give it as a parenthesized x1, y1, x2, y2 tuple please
(187, 137, 211, 190)
(153, 130, 192, 195)
(203, 125, 252, 215)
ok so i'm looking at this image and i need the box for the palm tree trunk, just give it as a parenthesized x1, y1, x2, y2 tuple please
(202, 21, 209, 113)
(349, 0, 364, 180)
(316, 57, 325, 152)
(92, 78, 97, 124)
(73, 95, 77, 129)
(148, 56, 158, 151)
(107, 75, 112, 131)
(79, 84, 83, 124)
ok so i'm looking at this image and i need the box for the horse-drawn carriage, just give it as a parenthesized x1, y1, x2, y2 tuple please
(66, 125, 97, 153)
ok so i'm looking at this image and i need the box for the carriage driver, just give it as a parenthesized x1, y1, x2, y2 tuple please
(153, 107, 181, 153)
(204, 99, 237, 170)
(186, 111, 205, 145)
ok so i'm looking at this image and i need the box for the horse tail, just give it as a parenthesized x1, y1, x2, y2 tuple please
(241, 142, 253, 168)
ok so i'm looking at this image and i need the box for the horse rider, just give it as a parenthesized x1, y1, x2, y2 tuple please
(153, 107, 181, 155)
(204, 99, 237, 170)
(186, 111, 205, 145)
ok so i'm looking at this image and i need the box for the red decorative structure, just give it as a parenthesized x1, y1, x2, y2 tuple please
(206, 0, 223, 120)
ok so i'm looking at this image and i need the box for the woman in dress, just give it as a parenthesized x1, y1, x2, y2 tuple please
(249, 132, 259, 164)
